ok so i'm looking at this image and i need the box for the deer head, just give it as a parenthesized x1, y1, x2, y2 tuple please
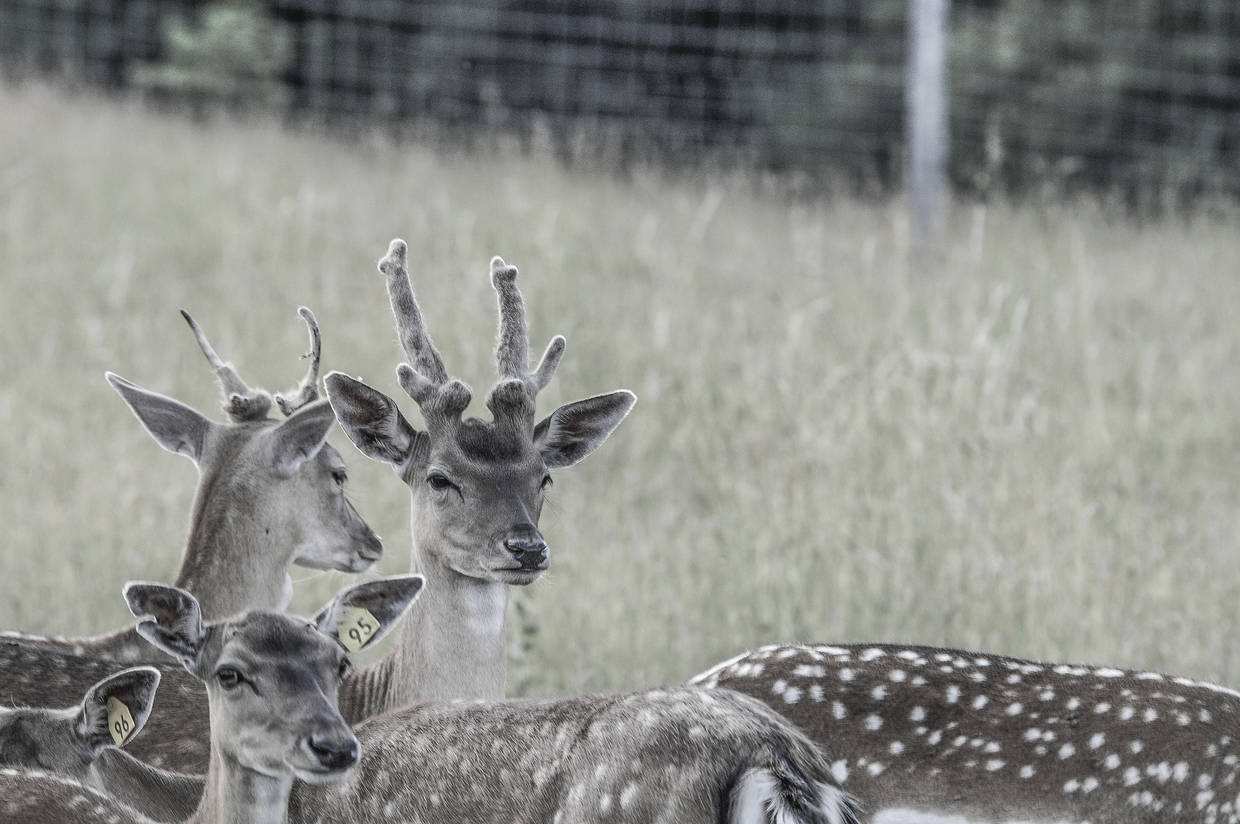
(326, 240, 634, 587)
(0, 666, 160, 778)
(125, 575, 422, 786)
(104, 308, 382, 620)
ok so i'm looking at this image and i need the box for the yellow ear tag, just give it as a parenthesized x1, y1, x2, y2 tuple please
(338, 606, 379, 653)
(106, 697, 136, 747)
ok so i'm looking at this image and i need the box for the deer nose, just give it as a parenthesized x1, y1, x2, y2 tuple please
(504, 536, 549, 570)
(308, 735, 359, 771)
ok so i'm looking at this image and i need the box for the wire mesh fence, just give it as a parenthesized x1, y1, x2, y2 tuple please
(2, 0, 1237, 200)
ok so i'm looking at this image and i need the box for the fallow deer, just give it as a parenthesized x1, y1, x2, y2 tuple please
(0, 666, 198, 822)
(693, 642, 1240, 823)
(325, 239, 636, 719)
(0, 576, 423, 824)
(0, 308, 382, 771)
(8, 602, 861, 824)
(3, 307, 382, 661)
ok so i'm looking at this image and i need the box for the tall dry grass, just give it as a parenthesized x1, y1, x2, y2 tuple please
(1, 82, 1238, 696)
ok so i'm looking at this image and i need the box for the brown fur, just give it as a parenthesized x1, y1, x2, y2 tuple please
(694, 642, 1240, 823)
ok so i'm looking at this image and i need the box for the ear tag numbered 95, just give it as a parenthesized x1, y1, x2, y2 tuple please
(338, 606, 379, 653)
(106, 697, 136, 747)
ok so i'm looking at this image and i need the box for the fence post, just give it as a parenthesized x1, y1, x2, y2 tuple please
(906, 0, 949, 254)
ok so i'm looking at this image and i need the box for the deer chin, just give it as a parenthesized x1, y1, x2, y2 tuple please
(292, 763, 357, 785)
(488, 567, 545, 585)
(294, 542, 383, 574)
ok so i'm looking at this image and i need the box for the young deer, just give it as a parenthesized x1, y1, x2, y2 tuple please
(0, 666, 198, 822)
(283, 683, 860, 824)
(7, 613, 860, 824)
(324, 239, 636, 718)
(0, 308, 383, 772)
(693, 642, 1240, 824)
(0, 576, 423, 824)
(3, 307, 382, 660)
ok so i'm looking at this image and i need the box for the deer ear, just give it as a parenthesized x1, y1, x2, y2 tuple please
(107, 372, 213, 463)
(324, 372, 419, 467)
(313, 575, 424, 654)
(534, 390, 636, 469)
(76, 667, 161, 755)
(268, 398, 335, 477)
(124, 583, 207, 672)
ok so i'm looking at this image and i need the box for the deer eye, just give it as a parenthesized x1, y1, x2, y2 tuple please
(426, 473, 455, 492)
(331, 469, 347, 487)
(216, 667, 244, 690)
(338, 658, 353, 680)
(540, 474, 553, 490)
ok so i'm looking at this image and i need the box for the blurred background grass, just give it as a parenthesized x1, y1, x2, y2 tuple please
(1, 81, 1238, 696)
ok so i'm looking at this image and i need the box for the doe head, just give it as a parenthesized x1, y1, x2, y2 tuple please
(124, 575, 422, 782)
(0, 666, 160, 779)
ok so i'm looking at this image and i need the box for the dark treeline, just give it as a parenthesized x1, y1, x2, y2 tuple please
(2, 0, 1237, 199)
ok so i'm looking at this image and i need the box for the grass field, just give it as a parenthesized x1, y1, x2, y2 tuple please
(1, 81, 1238, 697)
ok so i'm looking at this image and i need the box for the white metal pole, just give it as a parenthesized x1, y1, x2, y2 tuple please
(907, 0, 949, 250)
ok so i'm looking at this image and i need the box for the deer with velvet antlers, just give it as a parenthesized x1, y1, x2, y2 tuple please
(324, 238, 637, 718)
(0, 307, 380, 771)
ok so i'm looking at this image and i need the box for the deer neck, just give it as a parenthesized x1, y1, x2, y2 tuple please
(391, 538, 509, 705)
(88, 748, 202, 822)
(191, 749, 292, 824)
(176, 474, 295, 621)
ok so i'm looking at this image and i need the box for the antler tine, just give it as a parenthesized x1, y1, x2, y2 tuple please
(530, 334, 566, 392)
(378, 239, 450, 396)
(180, 310, 272, 421)
(395, 363, 438, 406)
(274, 306, 322, 416)
(491, 257, 565, 394)
(490, 256, 529, 381)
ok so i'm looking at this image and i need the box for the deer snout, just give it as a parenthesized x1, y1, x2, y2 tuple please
(504, 533, 549, 570)
(356, 525, 383, 561)
(306, 733, 360, 772)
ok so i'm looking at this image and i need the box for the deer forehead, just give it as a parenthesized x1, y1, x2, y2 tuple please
(217, 616, 340, 673)
(436, 417, 541, 465)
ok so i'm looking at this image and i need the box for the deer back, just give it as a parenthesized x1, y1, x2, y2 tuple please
(693, 642, 1240, 824)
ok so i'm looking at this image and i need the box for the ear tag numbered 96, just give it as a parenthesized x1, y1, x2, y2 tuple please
(338, 606, 379, 653)
(106, 697, 136, 747)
